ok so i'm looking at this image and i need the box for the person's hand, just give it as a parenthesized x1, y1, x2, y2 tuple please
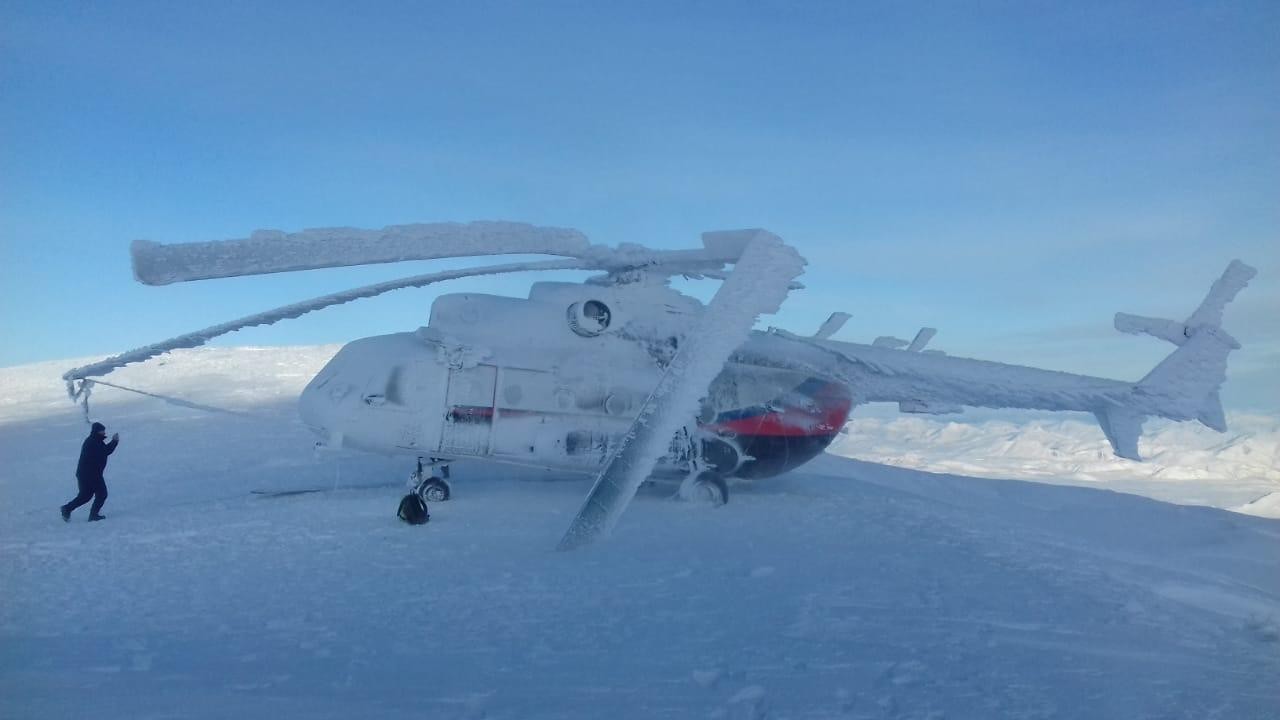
(111, 433, 119, 442)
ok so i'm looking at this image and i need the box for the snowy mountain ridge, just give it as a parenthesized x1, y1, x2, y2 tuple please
(829, 413, 1280, 517)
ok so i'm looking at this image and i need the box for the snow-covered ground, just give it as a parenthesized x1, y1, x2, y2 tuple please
(2, 346, 1278, 719)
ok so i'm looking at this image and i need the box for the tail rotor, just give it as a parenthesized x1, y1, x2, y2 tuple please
(1099, 259, 1257, 458)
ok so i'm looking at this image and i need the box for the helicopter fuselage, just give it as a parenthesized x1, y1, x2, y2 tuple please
(298, 282, 853, 481)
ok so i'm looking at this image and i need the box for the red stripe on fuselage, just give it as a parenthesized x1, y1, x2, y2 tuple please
(703, 381, 852, 438)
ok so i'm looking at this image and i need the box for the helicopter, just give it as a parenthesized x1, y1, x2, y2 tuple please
(62, 222, 1256, 547)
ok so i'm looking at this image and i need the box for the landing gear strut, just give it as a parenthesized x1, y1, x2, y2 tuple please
(410, 458, 452, 503)
(398, 458, 452, 525)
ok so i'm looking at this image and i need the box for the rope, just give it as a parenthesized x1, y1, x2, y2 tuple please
(72, 377, 272, 420)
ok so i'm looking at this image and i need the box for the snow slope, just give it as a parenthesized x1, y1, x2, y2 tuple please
(2, 346, 1278, 719)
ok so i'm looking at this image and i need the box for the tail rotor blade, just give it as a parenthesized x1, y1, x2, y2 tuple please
(1185, 259, 1256, 328)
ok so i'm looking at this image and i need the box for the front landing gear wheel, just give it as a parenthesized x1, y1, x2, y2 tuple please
(680, 472, 729, 506)
(418, 476, 451, 502)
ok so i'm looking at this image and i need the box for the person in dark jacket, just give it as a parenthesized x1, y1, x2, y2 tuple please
(62, 421, 119, 522)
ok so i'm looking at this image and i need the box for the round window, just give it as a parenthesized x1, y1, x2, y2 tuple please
(567, 300, 612, 337)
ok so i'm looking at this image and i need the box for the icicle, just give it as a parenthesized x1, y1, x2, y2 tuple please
(75, 380, 94, 425)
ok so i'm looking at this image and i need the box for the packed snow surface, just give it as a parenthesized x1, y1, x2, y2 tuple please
(2, 346, 1278, 719)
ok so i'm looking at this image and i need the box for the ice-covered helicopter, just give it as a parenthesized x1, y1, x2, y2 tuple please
(63, 222, 1255, 547)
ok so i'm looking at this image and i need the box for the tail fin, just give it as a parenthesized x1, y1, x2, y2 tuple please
(1100, 260, 1256, 459)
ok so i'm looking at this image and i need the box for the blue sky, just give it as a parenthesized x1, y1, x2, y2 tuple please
(2, 1, 1277, 410)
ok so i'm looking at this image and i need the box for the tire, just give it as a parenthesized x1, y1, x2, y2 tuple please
(681, 472, 729, 506)
(418, 477, 451, 502)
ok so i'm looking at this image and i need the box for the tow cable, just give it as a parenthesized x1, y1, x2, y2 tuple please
(68, 377, 262, 424)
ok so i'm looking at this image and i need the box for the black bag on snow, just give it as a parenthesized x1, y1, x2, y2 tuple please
(397, 493, 430, 525)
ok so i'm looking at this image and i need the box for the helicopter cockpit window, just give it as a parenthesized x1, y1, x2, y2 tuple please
(567, 300, 612, 337)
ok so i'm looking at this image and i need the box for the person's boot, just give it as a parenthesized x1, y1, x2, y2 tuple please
(88, 513, 105, 522)
(60, 506, 70, 522)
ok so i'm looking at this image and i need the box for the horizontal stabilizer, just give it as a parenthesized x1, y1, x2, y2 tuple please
(1197, 390, 1227, 433)
(1094, 407, 1145, 461)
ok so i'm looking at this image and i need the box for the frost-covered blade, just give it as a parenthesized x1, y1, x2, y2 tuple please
(1186, 259, 1256, 328)
(65, 232, 758, 389)
(558, 230, 805, 549)
(1115, 260, 1256, 346)
(63, 258, 590, 385)
(131, 220, 759, 285)
(132, 221, 593, 285)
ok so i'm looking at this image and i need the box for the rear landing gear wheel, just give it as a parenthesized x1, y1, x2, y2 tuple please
(680, 471, 729, 506)
(418, 476, 451, 503)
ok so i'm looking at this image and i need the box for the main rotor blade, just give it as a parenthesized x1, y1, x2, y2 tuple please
(131, 221, 776, 286)
(132, 221, 593, 285)
(557, 230, 805, 550)
(63, 257, 591, 383)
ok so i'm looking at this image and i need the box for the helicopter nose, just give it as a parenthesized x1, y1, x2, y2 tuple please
(299, 361, 353, 448)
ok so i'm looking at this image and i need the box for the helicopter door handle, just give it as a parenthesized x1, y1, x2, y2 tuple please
(363, 393, 387, 407)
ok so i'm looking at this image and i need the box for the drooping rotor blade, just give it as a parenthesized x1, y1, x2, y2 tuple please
(557, 230, 806, 550)
(63, 257, 592, 385)
(132, 221, 593, 285)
